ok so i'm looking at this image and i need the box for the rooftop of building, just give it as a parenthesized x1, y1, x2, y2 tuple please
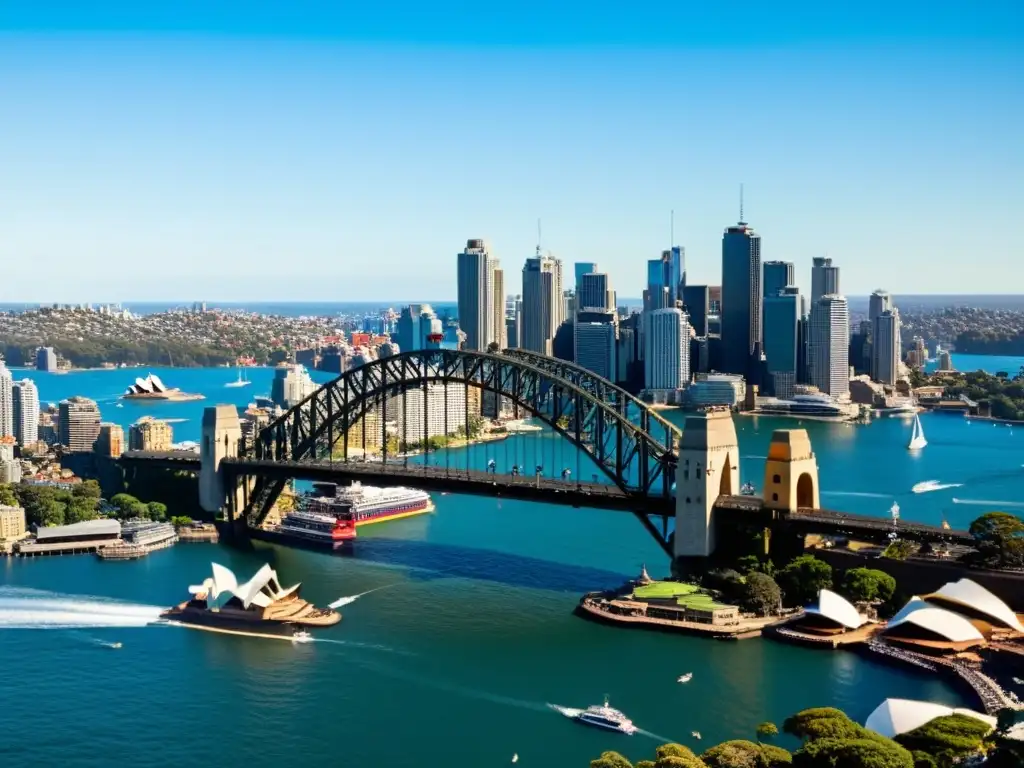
(35, 518, 121, 541)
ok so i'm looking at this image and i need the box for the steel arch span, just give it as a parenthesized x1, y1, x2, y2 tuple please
(231, 349, 678, 542)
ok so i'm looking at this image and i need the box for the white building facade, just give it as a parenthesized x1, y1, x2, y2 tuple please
(12, 379, 39, 446)
(391, 383, 468, 441)
(521, 254, 564, 355)
(644, 308, 690, 392)
(872, 308, 902, 386)
(808, 294, 850, 398)
(456, 239, 498, 352)
(0, 361, 12, 439)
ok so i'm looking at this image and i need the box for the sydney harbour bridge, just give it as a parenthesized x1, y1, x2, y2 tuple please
(121, 348, 969, 560)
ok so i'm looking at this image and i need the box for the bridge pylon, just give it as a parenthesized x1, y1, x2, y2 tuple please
(762, 429, 820, 512)
(674, 408, 740, 560)
(199, 405, 245, 517)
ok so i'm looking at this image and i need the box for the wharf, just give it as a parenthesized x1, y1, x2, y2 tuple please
(97, 534, 178, 560)
(177, 525, 220, 543)
(14, 538, 118, 557)
(575, 595, 785, 639)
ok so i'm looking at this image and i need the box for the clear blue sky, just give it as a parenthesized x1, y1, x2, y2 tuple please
(1, 1, 1021, 302)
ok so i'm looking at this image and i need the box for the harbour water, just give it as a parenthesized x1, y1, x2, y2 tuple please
(0, 365, 1022, 767)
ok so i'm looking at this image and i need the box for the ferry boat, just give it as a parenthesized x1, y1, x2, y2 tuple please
(573, 697, 638, 735)
(274, 507, 356, 549)
(161, 563, 341, 638)
(307, 482, 433, 527)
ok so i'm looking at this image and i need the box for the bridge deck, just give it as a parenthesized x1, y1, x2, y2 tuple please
(120, 450, 201, 470)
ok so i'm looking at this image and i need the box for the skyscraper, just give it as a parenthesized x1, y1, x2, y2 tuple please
(574, 310, 617, 380)
(644, 308, 690, 391)
(521, 254, 564, 355)
(811, 257, 840, 305)
(12, 379, 39, 446)
(808, 295, 850, 398)
(872, 309, 902, 385)
(35, 347, 57, 373)
(58, 396, 101, 452)
(456, 239, 496, 351)
(578, 272, 613, 311)
(492, 267, 506, 350)
(396, 304, 423, 352)
(644, 247, 684, 310)
(869, 289, 893, 326)
(763, 261, 795, 299)
(720, 221, 762, 378)
(0, 361, 12, 439)
(682, 285, 710, 337)
(574, 262, 597, 290)
(763, 287, 801, 399)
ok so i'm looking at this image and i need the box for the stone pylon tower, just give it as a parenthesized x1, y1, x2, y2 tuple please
(762, 429, 820, 512)
(199, 404, 243, 515)
(674, 408, 740, 559)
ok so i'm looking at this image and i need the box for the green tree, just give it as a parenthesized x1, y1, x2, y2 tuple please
(0, 483, 18, 506)
(910, 752, 936, 768)
(109, 493, 141, 518)
(841, 568, 897, 604)
(65, 498, 99, 524)
(759, 746, 791, 767)
(72, 480, 102, 501)
(170, 515, 194, 527)
(743, 572, 782, 616)
(701, 740, 791, 768)
(591, 752, 633, 768)
(792, 737, 913, 768)
(756, 722, 779, 743)
(777, 556, 833, 607)
(969, 511, 1024, 568)
(783, 708, 863, 742)
(883, 540, 917, 561)
(893, 714, 991, 765)
(128, 501, 149, 519)
(655, 744, 705, 768)
(147, 501, 168, 521)
(14, 484, 65, 527)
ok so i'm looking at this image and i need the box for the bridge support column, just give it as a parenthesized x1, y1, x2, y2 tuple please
(761, 429, 820, 512)
(199, 405, 244, 516)
(673, 409, 740, 562)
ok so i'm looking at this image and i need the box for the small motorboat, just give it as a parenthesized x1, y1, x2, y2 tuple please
(292, 630, 313, 644)
(110, 642, 123, 649)
(571, 697, 637, 735)
(691, 731, 702, 740)
(677, 673, 693, 684)
(511, 755, 518, 764)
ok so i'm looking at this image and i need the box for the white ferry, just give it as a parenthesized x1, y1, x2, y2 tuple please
(307, 482, 433, 527)
(573, 698, 638, 735)
(275, 508, 356, 549)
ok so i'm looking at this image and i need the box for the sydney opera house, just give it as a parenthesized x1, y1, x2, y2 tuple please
(123, 373, 203, 401)
(865, 698, 996, 740)
(162, 562, 341, 635)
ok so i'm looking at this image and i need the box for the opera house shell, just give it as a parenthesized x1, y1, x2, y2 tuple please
(924, 578, 1024, 633)
(803, 589, 866, 631)
(865, 698, 996, 739)
(124, 373, 173, 397)
(883, 597, 985, 648)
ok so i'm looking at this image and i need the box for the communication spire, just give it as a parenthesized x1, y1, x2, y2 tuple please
(739, 183, 745, 224)
(670, 209, 675, 248)
(536, 218, 542, 257)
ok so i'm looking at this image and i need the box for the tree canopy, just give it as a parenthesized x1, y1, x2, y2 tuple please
(591, 751, 634, 768)
(893, 714, 991, 765)
(777, 556, 833, 607)
(701, 740, 792, 768)
(792, 737, 913, 768)
(783, 708, 865, 742)
(968, 511, 1024, 568)
(0, 483, 18, 507)
(743, 572, 782, 617)
(841, 568, 896, 604)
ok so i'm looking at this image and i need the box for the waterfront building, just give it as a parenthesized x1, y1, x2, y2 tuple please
(270, 364, 317, 409)
(58, 396, 101, 453)
(682, 285, 709, 337)
(720, 220, 762, 378)
(685, 373, 746, 408)
(643, 308, 689, 394)
(808, 295, 850, 398)
(882, 597, 985, 650)
(578, 272, 614, 311)
(811, 256, 840, 305)
(35, 346, 58, 373)
(0, 360, 12, 439)
(128, 416, 173, 452)
(456, 238, 498, 351)
(574, 262, 597, 291)
(793, 589, 866, 633)
(95, 423, 125, 457)
(391, 383, 467, 442)
(755, 392, 859, 420)
(763, 287, 801, 399)
(521, 253, 564, 355)
(872, 309, 902, 386)
(0, 503, 26, 542)
(763, 261, 795, 299)
(12, 378, 39, 446)
(574, 310, 617, 381)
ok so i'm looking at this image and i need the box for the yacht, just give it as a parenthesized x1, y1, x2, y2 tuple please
(225, 367, 251, 389)
(740, 483, 756, 497)
(677, 673, 693, 683)
(907, 414, 928, 451)
(573, 697, 638, 735)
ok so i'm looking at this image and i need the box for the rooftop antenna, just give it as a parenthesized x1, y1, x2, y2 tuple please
(739, 184, 745, 224)
(670, 209, 675, 248)
(536, 218, 542, 257)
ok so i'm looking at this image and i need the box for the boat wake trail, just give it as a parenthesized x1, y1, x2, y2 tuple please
(0, 587, 164, 629)
(822, 491, 890, 499)
(309, 638, 415, 656)
(66, 630, 124, 649)
(328, 583, 400, 610)
(911, 480, 964, 494)
(952, 498, 1024, 508)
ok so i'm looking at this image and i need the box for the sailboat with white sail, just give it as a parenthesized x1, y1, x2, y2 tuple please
(224, 366, 251, 389)
(907, 414, 927, 451)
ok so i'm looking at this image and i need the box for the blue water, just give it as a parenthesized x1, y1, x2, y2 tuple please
(926, 353, 1024, 375)
(1, 369, 1022, 767)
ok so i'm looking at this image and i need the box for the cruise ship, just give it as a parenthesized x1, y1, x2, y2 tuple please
(161, 563, 341, 638)
(274, 507, 357, 549)
(306, 482, 433, 526)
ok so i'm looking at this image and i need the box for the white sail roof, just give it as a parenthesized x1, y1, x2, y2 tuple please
(886, 597, 985, 643)
(805, 589, 865, 629)
(928, 578, 1024, 632)
(192, 563, 300, 610)
(865, 698, 995, 739)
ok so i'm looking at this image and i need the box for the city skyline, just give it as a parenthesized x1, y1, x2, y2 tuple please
(1, 2, 1022, 302)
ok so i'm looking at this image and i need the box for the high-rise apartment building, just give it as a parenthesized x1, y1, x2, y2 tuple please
(492, 267, 506, 350)
(0, 361, 12, 439)
(869, 289, 893, 326)
(763, 261, 795, 299)
(682, 285, 710, 337)
(456, 239, 498, 352)
(763, 287, 801, 399)
(811, 257, 840, 305)
(808, 295, 850, 398)
(521, 254, 564, 355)
(12, 379, 39, 446)
(578, 272, 613, 311)
(644, 308, 690, 391)
(270, 364, 317, 409)
(128, 416, 173, 451)
(574, 310, 617, 380)
(720, 221, 762, 378)
(58, 396, 101, 452)
(35, 347, 58, 373)
(95, 423, 125, 457)
(872, 309, 902, 386)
